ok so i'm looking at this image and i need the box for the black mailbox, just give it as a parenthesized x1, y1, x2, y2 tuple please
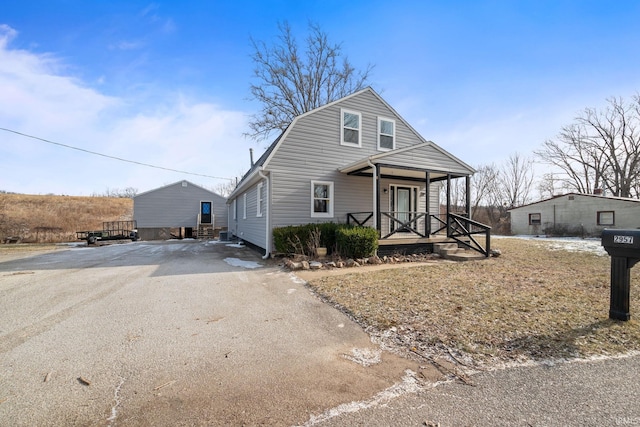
(601, 229, 640, 321)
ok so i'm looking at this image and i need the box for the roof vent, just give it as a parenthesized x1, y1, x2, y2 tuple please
(182, 181, 188, 187)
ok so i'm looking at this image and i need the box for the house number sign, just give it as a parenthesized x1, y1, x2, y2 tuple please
(614, 235, 634, 244)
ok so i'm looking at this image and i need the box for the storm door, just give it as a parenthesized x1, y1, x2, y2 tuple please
(200, 201, 212, 224)
(390, 185, 417, 233)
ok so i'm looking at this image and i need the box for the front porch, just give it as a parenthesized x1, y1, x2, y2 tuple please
(339, 141, 491, 257)
(347, 211, 491, 257)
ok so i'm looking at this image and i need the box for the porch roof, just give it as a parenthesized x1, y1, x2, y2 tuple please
(338, 141, 475, 182)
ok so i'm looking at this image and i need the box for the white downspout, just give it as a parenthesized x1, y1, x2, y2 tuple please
(367, 159, 377, 230)
(258, 169, 270, 259)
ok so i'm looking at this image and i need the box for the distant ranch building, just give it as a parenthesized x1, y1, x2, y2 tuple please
(508, 193, 640, 237)
(134, 180, 227, 240)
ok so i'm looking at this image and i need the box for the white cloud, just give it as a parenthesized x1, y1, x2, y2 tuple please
(0, 25, 250, 195)
(0, 24, 17, 47)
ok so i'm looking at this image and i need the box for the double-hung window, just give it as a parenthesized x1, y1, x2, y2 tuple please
(378, 117, 395, 150)
(311, 181, 334, 218)
(341, 109, 361, 147)
(256, 182, 263, 217)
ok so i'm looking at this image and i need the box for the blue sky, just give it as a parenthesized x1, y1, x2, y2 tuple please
(2, 1, 640, 195)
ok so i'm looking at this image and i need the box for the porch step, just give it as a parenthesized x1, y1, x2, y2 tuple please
(197, 224, 214, 239)
(433, 242, 486, 262)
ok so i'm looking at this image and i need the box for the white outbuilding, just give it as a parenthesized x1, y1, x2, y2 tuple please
(508, 193, 640, 237)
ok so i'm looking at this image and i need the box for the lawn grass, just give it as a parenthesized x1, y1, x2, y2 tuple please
(306, 237, 640, 366)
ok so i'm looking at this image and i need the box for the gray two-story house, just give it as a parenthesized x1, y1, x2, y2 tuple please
(227, 87, 488, 257)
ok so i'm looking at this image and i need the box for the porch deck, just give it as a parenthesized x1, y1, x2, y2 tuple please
(348, 211, 491, 257)
(376, 234, 465, 256)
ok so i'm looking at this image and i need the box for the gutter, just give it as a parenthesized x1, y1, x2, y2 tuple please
(258, 168, 270, 259)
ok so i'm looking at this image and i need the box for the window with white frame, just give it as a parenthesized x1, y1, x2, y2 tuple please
(341, 109, 361, 147)
(311, 181, 334, 218)
(597, 210, 614, 226)
(243, 193, 247, 219)
(378, 117, 395, 150)
(232, 199, 237, 220)
(256, 182, 263, 217)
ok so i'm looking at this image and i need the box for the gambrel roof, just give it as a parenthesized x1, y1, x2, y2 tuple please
(230, 87, 474, 199)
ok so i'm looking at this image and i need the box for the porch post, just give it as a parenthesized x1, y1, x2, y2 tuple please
(446, 174, 451, 236)
(466, 175, 471, 219)
(425, 171, 431, 236)
(375, 164, 381, 236)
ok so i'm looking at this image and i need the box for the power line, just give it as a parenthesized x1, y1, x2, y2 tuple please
(0, 127, 234, 181)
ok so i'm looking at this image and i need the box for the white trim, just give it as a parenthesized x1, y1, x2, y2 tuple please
(340, 108, 362, 147)
(232, 199, 237, 220)
(311, 180, 334, 218)
(377, 117, 396, 151)
(242, 193, 247, 219)
(256, 182, 264, 217)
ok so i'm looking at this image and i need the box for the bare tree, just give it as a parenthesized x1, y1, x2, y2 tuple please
(470, 163, 501, 217)
(500, 153, 535, 209)
(248, 21, 373, 141)
(536, 172, 572, 199)
(213, 179, 239, 197)
(536, 96, 640, 198)
(93, 187, 139, 198)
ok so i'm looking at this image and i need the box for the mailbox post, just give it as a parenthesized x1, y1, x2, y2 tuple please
(601, 229, 640, 321)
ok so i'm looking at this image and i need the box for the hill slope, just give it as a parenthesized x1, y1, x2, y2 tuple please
(0, 194, 133, 243)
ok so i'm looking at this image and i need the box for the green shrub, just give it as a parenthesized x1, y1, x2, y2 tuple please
(273, 222, 354, 256)
(336, 226, 379, 259)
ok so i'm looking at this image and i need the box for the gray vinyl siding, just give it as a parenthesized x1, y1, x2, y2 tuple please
(268, 90, 459, 228)
(510, 194, 640, 236)
(229, 89, 473, 252)
(228, 179, 267, 248)
(134, 181, 227, 228)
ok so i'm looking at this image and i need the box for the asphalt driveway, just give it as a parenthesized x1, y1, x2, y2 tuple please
(0, 240, 423, 426)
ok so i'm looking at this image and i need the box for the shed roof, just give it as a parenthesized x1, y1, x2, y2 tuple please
(508, 192, 640, 211)
(135, 180, 224, 199)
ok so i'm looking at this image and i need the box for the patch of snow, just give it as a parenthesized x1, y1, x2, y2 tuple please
(106, 376, 125, 426)
(225, 243, 245, 248)
(300, 370, 423, 426)
(494, 235, 607, 256)
(343, 348, 382, 367)
(288, 272, 306, 284)
(223, 257, 262, 269)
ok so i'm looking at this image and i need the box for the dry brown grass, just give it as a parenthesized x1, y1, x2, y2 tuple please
(0, 193, 132, 243)
(306, 237, 640, 366)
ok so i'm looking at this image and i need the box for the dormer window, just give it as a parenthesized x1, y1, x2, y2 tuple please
(341, 109, 361, 147)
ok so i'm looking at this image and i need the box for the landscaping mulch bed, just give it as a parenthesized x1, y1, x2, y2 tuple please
(304, 237, 640, 367)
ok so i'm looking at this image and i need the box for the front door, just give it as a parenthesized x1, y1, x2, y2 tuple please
(390, 185, 417, 233)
